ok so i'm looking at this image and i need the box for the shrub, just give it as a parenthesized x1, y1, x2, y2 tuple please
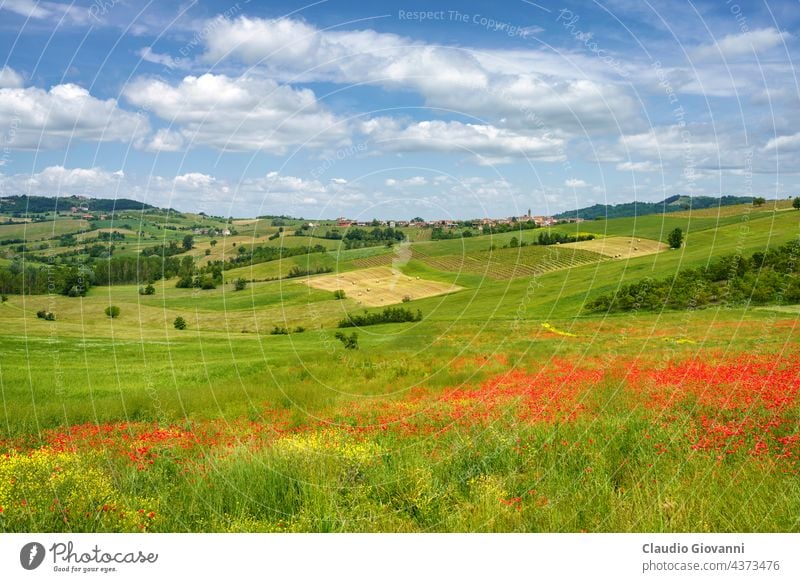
(334, 331, 359, 350)
(139, 284, 155, 295)
(333, 289, 346, 300)
(104, 306, 121, 318)
(173, 316, 187, 330)
(200, 276, 217, 290)
(1, 294, 7, 302)
(233, 278, 247, 291)
(271, 326, 289, 335)
(176, 276, 194, 288)
(294, 326, 306, 333)
(402, 295, 411, 303)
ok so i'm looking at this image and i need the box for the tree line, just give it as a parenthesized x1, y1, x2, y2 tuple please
(584, 240, 800, 313)
(338, 307, 422, 328)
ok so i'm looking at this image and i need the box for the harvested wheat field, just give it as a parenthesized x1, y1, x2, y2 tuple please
(304, 266, 463, 306)
(561, 236, 668, 259)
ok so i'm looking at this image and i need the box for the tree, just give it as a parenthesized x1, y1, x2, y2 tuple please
(210, 239, 217, 247)
(793, 196, 800, 210)
(139, 284, 155, 295)
(509, 236, 519, 248)
(173, 316, 187, 330)
(753, 197, 766, 207)
(233, 278, 247, 291)
(205, 249, 211, 256)
(104, 306, 121, 318)
(334, 331, 358, 350)
(1, 294, 7, 303)
(333, 289, 346, 300)
(668, 228, 684, 249)
(182, 234, 194, 251)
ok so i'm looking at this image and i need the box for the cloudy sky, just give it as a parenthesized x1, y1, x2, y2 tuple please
(0, 0, 798, 218)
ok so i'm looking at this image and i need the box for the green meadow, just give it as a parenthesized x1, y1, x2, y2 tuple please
(0, 203, 799, 532)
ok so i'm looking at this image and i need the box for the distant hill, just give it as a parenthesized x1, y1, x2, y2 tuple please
(0, 195, 155, 214)
(553, 195, 754, 221)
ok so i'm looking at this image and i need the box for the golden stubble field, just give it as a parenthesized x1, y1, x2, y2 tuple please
(561, 236, 668, 259)
(304, 266, 463, 306)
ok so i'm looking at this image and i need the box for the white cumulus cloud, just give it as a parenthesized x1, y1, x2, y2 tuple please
(0, 80, 149, 149)
(124, 73, 349, 153)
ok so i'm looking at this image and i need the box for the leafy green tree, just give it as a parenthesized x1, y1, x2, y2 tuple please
(1, 294, 7, 303)
(753, 197, 766, 207)
(210, 239, 217, 247)
(177, 255, 194, 277)
(793, 196, 800, 210)
(334, 331, 358, 350)
(139, 284, 155, 295)
(668, 227, 684, 249)
(173, 316, 187, 330)
(182, 234, 194, 251)
(333, 289, 346, 300)
(104, 306, 121, 318)
(233, 278, 247, 291)
(509, 236, 519, 248)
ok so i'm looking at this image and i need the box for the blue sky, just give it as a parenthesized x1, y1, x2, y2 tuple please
(0, 0, 798, 218)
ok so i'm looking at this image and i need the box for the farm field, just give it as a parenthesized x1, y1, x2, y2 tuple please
(560, 236, 667, 258)
(0, 218, 90, 241)
(411, 244, 609, 280)
(304, 265, 463, 306)
(0, 200, 798, 533)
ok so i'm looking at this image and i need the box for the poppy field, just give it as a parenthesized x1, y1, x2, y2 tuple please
(1, 309, 798, 533)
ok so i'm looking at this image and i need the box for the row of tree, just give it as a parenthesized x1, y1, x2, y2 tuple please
(585, 240, 800, 313)
(338, 307, 422, 328)
(0, 263, 94, 296)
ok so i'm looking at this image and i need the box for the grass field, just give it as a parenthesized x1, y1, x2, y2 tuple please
(0, 203, 799, 533)
(0, 218, 90, 241)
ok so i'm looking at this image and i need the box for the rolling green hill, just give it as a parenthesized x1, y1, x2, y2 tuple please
(0, 194, 156, 214)
(1, 195, 799, 533)
(553, 194, 755, 220)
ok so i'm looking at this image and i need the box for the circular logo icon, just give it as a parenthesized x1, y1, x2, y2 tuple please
(20, 542, 46, 570)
